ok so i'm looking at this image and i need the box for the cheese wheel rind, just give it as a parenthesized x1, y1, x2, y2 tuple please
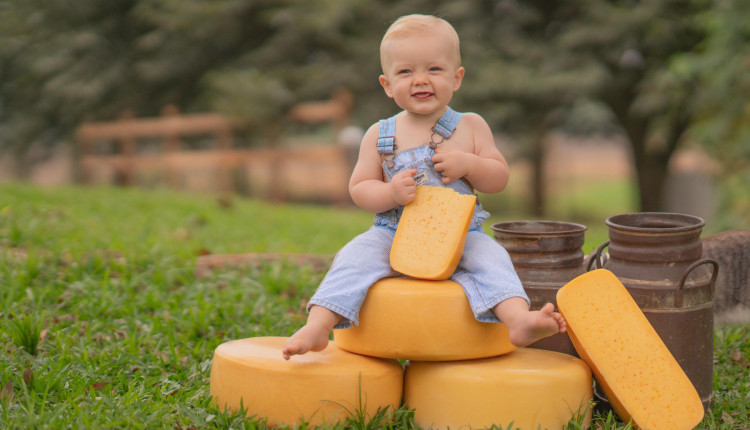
(209, 337, 403, 427)
(404, 347, 593, 430)
(390, 185, 476, 280)
(557, 269, 704, 430)
(333, 277, 515, 361)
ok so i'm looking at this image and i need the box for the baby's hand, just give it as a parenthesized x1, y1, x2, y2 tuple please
(390, 169, 417, 206)
(432, 148, 472, 184)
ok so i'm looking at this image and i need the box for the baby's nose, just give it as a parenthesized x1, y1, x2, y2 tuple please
(413, 72, 429, 84)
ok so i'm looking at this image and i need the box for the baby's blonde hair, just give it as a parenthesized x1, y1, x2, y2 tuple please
(380, 14, 461, 70)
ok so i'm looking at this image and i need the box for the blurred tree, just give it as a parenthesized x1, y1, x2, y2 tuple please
(0, 0, 153, 175)
(447, 0, 715, 213)
(1, 0, 743, 221)
(674, 0, 750, 228)
(556, 0, 712, 212)
(201, 0, 393, 136)
(445, 1, 605, 216)
(0, 0, 398, 171)
(0, 1, 409, 170)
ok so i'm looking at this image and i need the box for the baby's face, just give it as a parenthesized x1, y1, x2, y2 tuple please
(379, 31, 464, 117)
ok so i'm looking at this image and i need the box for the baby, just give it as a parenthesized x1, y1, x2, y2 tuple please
(282, 14, 565, 360)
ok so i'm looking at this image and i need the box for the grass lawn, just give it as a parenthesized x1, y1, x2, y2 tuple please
(1, 182, 748, 429)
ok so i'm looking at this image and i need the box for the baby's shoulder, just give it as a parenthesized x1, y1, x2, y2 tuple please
(358, 121, 383, 149)
(454, 112, 492, 139)
(366, 121, 381, 134)
(457, 111, 490, 127)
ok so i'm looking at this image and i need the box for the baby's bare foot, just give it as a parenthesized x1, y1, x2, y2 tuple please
(507, 303, 567, 347)
(282, 323, 330, 360)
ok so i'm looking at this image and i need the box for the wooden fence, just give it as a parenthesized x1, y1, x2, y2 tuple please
(74, 90, 355, 203)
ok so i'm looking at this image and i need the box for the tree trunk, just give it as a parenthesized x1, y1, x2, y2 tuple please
(266, 121, 287, 202)
(634, 155, 669, 212)
(530, 134, 546, 217)
(623, 114, 688, 212)
(10, 146, 33, 181)
(604, 71, 691, 213)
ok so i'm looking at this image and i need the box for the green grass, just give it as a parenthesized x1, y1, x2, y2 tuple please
(0, 182, 748, 429)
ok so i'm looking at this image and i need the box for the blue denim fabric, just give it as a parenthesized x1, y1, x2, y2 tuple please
(307, 112, 528, 328)
(308, 226, 398, 328)
(374, 144, 490, 231)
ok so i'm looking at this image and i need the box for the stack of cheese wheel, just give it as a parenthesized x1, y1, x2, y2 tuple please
(209, 337, 403, 427)
(210, 186, 704, 428)
(335, 186, 594, 429)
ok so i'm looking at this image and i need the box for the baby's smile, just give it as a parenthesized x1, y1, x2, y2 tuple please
(412, 91, 434, 100)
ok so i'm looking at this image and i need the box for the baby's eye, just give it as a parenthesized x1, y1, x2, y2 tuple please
(429, 66, 442, 72)
(398, 69, 411, 75)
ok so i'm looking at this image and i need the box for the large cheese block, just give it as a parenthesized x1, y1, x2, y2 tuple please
(209, 337, 403, 427)
(557, 269, 704, 430)
(333, 277, 515, 361)
(390, 185, 476, 280)
(404, 347, 593, 430)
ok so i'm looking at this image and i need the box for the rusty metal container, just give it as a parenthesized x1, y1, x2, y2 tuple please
(491, 220, 587, 356)
(589, 212, 718, 411)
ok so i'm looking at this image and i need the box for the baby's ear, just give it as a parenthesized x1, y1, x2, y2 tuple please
(453, 67, 465, 91)
(379, 75, 394, 98)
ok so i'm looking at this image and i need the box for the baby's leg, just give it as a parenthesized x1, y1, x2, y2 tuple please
(493, 297, 566, 347)
(282, 305, 342, 360)
(283, 226, 396, 360)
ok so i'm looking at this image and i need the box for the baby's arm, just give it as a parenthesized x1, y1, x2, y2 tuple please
(349, 123, 417, 213)
(431, 113, 510, 194)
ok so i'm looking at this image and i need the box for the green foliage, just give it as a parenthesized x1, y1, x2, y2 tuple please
(1, 0, 748, 218)
(590, 411, 634, 430)
(672, 0, 750, 230)
(708, 325, 750, 429)
(710, 170, 750, 232)
(563, 400, 596, 430)
(4, 312, 45, 356)
(676, 0, 750, 170)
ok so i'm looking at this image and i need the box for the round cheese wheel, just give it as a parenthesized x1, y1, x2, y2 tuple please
(404, 347, 593, 430)
(209, 337, 403, 427)
(333, 277, 516, 361)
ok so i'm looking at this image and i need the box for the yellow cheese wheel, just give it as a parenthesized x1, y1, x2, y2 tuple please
(390, 185, 476, 280)
(404, 347, 593, 430)
(209, 337, 403, 427)
(557, 269, 704, 430)
(333, 277, 516, 361)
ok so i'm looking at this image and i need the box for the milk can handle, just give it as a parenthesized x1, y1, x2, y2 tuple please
(586, 241, 610, 271)
(675, 258, 719, 308)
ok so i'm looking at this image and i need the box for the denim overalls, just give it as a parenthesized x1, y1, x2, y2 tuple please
(307, 108, 527, 328)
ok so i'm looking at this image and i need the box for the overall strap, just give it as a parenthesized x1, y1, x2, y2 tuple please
(378, 108, 463, 165)
(377, 116, 397, 156)
(433, 107, 462, 139)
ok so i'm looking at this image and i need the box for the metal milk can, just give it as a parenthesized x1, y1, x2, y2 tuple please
(491, 220, 588, 357)
(589, 212, 718, 410)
